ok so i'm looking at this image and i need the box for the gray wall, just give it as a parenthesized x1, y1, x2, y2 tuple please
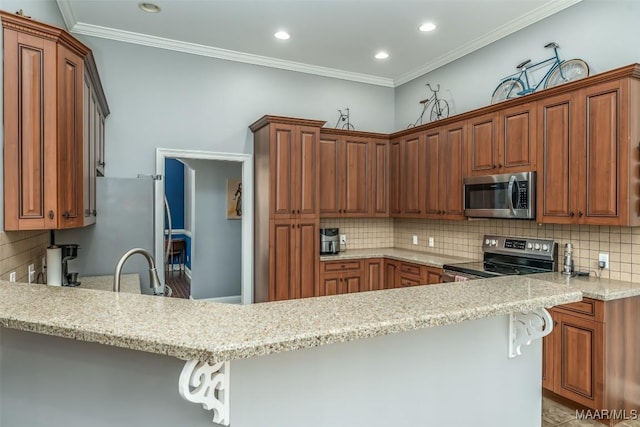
(182, 159, 242, 299)
(394, 0, 640, 130)
(75, 35, 395, 179)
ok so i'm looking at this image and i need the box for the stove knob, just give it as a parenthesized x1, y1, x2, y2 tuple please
(542, 244, 549, 251)
(534, 243, 541, 250)
(491, 239, 498, 246)
(527, 242, 533, 250)
(485, 239, 490, 246)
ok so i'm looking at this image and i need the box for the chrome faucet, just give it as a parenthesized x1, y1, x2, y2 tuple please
(113, 248, 164, 295)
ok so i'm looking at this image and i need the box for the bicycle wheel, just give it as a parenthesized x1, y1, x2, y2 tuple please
(341, 122, 355, 130)
(429, 99, 449, 121)
(491, 78, 524, 104)
(545, 59, 589, 88)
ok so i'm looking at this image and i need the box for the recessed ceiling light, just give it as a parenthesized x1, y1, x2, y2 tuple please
(138, 2, 161, 13)
(274, 31, 290, 40)
(375, 51, 389, 60)
(419, 22, 437, 32)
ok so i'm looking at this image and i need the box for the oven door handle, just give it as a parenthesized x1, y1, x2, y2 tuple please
(507, 175, 517, 215)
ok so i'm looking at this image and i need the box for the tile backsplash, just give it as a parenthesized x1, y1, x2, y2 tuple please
(0, 231, 48, 282)
(322, 218, 640, 282)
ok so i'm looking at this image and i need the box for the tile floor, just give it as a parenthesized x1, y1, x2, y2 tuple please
(543, 398, 640, 427)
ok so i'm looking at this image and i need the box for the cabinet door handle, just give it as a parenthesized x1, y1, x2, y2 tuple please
(578, 211, 584, 218)
(417, 210, 421, 214)
(98, 161, 105, 167)
(492, 164, 497, 169)
(554, 321, 558, 327)
(498, 163, 503, 168)
(291, 224, 295, 228)
(63, 211, 71, 219)
(48, 210, 55, 220)
(92, 209, 97, 216)
(569, 211, 575, 217)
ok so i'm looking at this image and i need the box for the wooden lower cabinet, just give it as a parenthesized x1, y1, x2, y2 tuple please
(364, 258, 384, 291)
(544, 297, 640, 424)
(318, 260, 365, 296)
(383, 259, 442, 289)
(270, 219, 319, 301)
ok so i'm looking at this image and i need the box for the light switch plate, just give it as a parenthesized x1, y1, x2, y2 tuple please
(428, 237, 435, 248)
(28, 264, 35, 283)
(9, 272, 16, 282)
(412, 235, 418, 245)
(340, 234, 346, 244)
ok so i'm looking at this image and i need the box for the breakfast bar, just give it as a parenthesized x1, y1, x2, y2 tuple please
(0, 276, 582, 427)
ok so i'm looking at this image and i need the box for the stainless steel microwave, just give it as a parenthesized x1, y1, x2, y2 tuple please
(463, 172, 536, 219)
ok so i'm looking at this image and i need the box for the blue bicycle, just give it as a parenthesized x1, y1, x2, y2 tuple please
(491, 42, 589, 104)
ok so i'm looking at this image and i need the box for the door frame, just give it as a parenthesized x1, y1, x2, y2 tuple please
(155, 148, 253, 304)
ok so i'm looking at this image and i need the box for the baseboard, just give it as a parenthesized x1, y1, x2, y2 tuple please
(184, 267, 191, 279)
(194, 295, 241, 304)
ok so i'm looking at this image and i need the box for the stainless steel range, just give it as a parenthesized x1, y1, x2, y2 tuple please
(442, 235, 558, 281)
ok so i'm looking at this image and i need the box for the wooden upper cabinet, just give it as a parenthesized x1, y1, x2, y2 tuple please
(441, 122, 466, 220)
(467, 105, 536, 177)
(2, 11, 109, 230)
(319, 132, 388, 218)
(537, 91, 582, 224)
(423, 129, 441, 217)
(389, 140, 402, 215)
(270, 123, 320, 219)
(499, 102, 536, 173)
(370, 139, 389, 217)
(467, 112, 498, 176)
(582, 81, 624, 224)
(400, 133, 426, 216)
(342, 137, 370, 216)
(537, 78, 640, 226)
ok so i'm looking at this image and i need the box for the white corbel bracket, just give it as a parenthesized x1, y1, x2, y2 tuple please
(178, 360, 230, 425)
(508, 308, 553, 358)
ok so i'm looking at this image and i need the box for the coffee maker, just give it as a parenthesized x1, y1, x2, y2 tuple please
(60, 244, 80, 286)
(320, 228, 339, 255)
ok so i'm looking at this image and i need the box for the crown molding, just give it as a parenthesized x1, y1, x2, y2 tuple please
(56, 0, 580, 88)
(66, 22, 395, 88)
(393, 0, 583, 87)
(55, 0, 77, 31)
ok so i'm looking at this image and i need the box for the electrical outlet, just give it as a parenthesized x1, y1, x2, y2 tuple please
(9, 272, 16, 282)
(428, 237, 435, 248)
(28, 264, 35, 283)
(598, 253, 609, 269)
(412, 235, 418, 245)
(340, 234, 346, 244)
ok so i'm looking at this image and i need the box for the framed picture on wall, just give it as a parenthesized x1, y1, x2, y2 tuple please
(226, 179, 242, 219)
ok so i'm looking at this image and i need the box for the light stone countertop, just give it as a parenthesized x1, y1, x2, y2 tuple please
(532, 272, 640, 301)
(78, 274, 141, 294)
(319, 248, 475, 267)
(0, 276, 581, 364)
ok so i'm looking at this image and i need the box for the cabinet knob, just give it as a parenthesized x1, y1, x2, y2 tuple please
(554, 321, 558, 327)
(492, 164, 497, 169)
(92, 209, 97, 217)
(48, 210, 55, 220)
(578, 211, 584, 218)
(498, 163, 503, 168)
(418, 210, 421, 214)
(98, 161, 105, 167)
(291, 224, 295, 228)
(570, 211, 575, 217)
(63, 211, 71, 219)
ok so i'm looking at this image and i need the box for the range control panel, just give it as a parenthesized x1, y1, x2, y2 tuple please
(482, 235, 557, 259)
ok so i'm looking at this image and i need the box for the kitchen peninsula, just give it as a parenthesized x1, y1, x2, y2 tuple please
(0, 276, 581, 427)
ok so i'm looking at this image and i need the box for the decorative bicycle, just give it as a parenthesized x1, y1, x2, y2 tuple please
(491, 42, 589, 104)
(335, 108, 355, 130)
(408, 83, 449, 128)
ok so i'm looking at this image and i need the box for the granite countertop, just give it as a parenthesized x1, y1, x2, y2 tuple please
(78, 274, 141, 294)
(0, 275, 581, 364)
(532, 272, 640, 301)
(319, 248, 475, 267)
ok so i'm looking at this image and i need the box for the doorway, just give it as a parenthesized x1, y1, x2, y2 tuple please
(155, 149, 253, 304)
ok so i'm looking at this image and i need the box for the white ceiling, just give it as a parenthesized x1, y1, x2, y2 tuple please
(56, 0, 583, 87)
